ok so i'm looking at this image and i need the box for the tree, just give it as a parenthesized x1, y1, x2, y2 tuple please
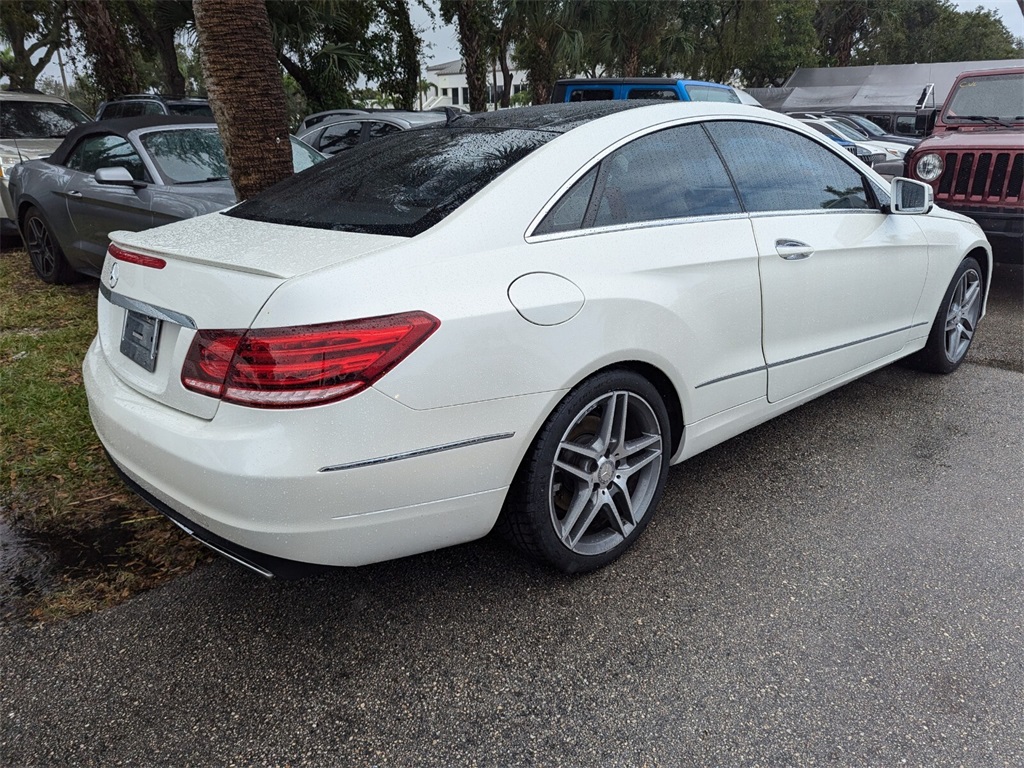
(441, 0, 492, 111)
(193, 0, 293, 199)
(69, 0, 141, 98)
(365, 0, 422, 110)
(509, 0, 583, 105)
(122, 0, 187, 94)
(0, 0, 69, 91)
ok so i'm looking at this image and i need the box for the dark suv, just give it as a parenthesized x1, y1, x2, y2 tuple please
(96, 95, 212, 120)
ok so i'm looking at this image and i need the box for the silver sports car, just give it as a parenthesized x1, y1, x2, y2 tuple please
(8, 115, 324, 283)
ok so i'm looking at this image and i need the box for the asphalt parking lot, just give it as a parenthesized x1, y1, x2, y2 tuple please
(1, 264, 1021, 767)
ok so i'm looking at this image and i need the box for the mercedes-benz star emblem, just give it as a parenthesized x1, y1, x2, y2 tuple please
(109, 261, 119, 289)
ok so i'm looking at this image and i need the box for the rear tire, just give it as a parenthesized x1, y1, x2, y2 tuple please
(503, 370, 671, 573)
(22, 206, 78, 285)
(910, 256, 982, 374)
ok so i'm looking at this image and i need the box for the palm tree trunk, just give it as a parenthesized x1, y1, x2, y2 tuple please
(193, 0, 293, 201)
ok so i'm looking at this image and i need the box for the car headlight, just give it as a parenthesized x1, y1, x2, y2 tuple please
(915, 153, 943, 182)
(0, 154, 21, 179)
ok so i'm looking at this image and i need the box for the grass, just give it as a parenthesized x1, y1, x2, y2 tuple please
(1, 244, 208, 622)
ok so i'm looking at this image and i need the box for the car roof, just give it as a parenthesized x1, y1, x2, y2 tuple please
(425, 100, 684, 134)
(47, 115, 217, 165)
(554, 77, 733, 89)
(0, 91, 75, 104)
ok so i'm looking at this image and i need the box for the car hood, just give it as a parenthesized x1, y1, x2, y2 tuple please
(0, 137, 64, 160)
(919, 129, 1023, 152)
(112, 211, 407, 279)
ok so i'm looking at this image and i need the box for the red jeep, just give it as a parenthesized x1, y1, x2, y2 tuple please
(904, 67, 1023, 263)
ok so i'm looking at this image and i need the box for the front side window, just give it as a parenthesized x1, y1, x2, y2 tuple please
(535, 123, 741, 235)
(139, 128, 228, 183)
(65, 134, 147, 180)
(319, 121, 363, 153)
(706, 121, 872, 212)
(228, 126, 553, 237)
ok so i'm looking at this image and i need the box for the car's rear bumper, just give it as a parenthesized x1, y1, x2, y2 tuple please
(84, 335, 555, 571)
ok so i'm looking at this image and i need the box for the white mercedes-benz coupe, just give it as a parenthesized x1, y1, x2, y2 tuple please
(83, 101, 991, 578)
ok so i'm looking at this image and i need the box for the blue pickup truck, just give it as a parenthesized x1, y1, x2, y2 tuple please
(552, 77, 742, 104)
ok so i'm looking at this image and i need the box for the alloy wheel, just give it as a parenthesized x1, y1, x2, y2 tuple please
(944, 267, 981, 364)
(548, 390, 663, 556)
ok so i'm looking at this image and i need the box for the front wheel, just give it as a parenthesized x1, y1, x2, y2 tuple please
(503, 370, 671, 573)
(22, 206, 78, 285)
(910, 256, 983, 374)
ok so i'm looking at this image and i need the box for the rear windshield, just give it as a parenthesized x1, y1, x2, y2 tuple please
(227, 126, 553, 237)
(1, 100, 91, 139)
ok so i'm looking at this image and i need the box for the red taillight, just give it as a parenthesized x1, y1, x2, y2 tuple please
(181, 312, 439, 408)
(109, 244, 167, 269)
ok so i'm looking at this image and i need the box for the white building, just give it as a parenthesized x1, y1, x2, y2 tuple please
(421, 59, 530, 110)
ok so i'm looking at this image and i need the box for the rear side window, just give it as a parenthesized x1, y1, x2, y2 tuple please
(535, 123, 741, 234)
(627, 88, 679, 101)
(228, 127, 553, 237)
(706, 121, 871, 212)
(569, 89, 614, 102)
(685, 85, 740, 103)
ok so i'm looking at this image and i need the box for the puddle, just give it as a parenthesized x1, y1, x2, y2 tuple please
(0, 518, 56, 621)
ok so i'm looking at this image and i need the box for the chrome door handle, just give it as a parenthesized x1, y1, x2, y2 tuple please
(67, 190, 83, 198)
(775, 239, 813, 260)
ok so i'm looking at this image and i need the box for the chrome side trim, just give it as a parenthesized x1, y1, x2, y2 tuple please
(771, 323, 929, 368)
(695, 322, 930, 389)
(319, 432, 516, 473)
(695, 365, 767, 389)
(100, 284, 197, 329)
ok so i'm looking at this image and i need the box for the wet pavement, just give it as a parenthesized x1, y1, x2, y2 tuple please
(0, 265, 1021, 766)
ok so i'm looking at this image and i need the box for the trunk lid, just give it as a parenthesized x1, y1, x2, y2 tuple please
(96, 212, 406, 419)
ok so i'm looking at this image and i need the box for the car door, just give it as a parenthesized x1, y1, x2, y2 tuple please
(527, 122, 765, 425)
(62, 133, 154, 263)
(706, 121, 929, 403)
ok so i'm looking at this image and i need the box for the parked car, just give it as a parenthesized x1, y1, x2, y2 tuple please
(790, 112, 913, 157)
(823, 113, 918, 147)
(296, 108, 370, 133)
(0, 91, 92, 235)
(795, 119, 881, 166)
(295, 110, 446, 155)
(552, 78, 741, 104)
(9, 115, 324, 283)
(83, 101, 991, 579)
(96, 94, 213, 120)
(903, 66, 1023, 263)
(796, 117, 901, 167)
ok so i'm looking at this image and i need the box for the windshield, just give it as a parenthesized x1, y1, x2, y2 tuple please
(140, 128, 229, 183)
(826, 120, 868, 141)
(845, 115, 886, 136)
(227, 126, 553, 237)
(943, 72, 1024, 123)
(0, 100, 91, 139)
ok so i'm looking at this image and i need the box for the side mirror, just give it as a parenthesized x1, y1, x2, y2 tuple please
(95, 167, 146, 188)
(890, 178, 933, 215)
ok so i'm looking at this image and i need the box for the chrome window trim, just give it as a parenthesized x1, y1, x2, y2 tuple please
(524, 115, 886, 243)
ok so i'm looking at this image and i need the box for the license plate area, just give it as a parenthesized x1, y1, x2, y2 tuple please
(120, 309, 162, 372)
